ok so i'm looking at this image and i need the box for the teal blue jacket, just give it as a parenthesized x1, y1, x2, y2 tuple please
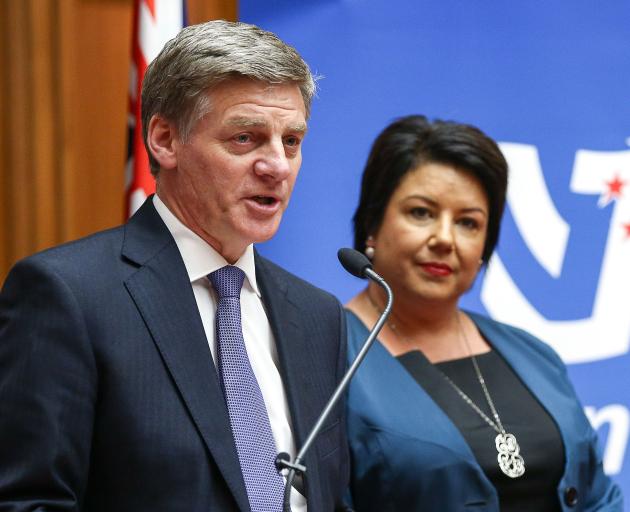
(346, 310, 623, 511)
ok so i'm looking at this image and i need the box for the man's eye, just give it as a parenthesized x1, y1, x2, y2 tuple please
(234, 134, 251, 144)
(284, 136, 301, 147)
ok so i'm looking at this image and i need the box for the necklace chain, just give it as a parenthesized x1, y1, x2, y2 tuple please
(443, 315, 505, 435)
(454, 314, 505, 434)
(366, 290, 526, 478)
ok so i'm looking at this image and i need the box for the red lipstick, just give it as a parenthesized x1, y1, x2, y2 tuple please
(420, 262, 453, 277)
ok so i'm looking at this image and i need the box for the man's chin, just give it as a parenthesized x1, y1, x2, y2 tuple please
(242, 219, 283, 246)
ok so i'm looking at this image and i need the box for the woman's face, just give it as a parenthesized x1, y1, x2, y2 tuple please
(370, 162, 489, 308)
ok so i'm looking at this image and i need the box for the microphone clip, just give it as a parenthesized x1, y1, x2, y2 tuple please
(275, 452, 307, 475)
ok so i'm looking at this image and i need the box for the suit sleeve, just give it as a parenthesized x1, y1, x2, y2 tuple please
(581, 426, 624, 511)
(0, 258, 97, 510)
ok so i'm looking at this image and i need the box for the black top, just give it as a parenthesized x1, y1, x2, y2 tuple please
(397, 349, 565, 512)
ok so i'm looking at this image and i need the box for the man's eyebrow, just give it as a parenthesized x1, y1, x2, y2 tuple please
(288, 122, 308, 134)
(224, 117, 307, 134)
(225, 117, 268, 128)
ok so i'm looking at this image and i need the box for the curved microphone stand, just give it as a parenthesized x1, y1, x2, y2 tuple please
(276, 248, 393, 512)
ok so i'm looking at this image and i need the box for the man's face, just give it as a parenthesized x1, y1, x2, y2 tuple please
(156, 78, 307, 262)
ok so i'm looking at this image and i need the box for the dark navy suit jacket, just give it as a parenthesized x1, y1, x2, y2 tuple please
(0, 199, 349, 511)
(346, 311, 623, 511)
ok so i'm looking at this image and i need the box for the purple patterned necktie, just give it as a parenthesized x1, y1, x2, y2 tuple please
(208, 265, 285, 512)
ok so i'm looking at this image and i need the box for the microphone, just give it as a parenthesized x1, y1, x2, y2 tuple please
(276, 248, 393, 511)
(337, 247, 387, 287)
(337, 247, 372, 278)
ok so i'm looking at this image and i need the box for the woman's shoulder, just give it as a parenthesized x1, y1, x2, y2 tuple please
(344, 309, 370, 344)
(467, 311, 566, 370)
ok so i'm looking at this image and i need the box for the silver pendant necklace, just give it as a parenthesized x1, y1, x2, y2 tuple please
(439, 314, 525, 478)
(367, 292, 525, 479)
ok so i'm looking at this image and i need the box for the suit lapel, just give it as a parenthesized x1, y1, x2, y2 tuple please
(121, 199, 250, 512)
(255, 254, 323, 506)
(368, 334, 477, 455)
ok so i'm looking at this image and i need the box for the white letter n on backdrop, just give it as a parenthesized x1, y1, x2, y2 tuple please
(482, 144, 630, 364)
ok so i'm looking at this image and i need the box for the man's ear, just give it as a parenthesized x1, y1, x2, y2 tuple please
(146, 115, 178, 171)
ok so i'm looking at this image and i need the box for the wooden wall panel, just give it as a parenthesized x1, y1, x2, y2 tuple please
(0, 0, 237, 281)
(58, 2, 79, 242)
(69, 0, 133, 238)
(3, 2, 34, 263)
(0, 2, 6, 273)
(31, 1, 62, 248)
(189, 0, 238, 23)
(1, 1, 63, 267)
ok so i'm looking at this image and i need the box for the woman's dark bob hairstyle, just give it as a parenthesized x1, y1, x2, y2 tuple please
(353, 115, 508, 264)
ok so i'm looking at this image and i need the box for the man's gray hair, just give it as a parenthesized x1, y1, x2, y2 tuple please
(142, 20, 317, 175)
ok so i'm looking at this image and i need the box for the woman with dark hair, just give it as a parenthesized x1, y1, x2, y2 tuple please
(346, 115, 622, 511)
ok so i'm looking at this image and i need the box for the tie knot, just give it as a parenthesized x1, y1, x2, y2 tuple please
(209, 265, 245, 299)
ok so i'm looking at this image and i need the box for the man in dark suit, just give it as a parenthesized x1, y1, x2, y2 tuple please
(0, 20, 348, 511)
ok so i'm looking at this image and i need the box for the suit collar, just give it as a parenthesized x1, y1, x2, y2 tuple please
(121, 195, 173, 266)
(122, 198, 251, 512)
(152, 194, 260, 296)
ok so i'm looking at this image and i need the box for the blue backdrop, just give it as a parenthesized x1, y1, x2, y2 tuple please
(242, 0, 630, 498)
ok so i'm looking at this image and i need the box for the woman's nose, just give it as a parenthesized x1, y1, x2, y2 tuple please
(427, 216, 454, 252)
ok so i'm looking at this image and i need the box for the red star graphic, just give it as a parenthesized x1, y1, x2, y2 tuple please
(624, 222, 630, 239)
(607, 175, 625, 197)
(599, 173, 626, 207)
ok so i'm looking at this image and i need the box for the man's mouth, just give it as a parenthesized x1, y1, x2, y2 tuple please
(245, 195, 282, 216)
(252, 195, 276, 206)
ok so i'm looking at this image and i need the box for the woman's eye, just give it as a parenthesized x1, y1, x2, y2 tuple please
(410, 207, 431, 219)
(459, 217, 479, 230)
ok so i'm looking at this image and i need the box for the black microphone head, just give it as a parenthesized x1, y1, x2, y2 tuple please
(338, 248, 373, 279)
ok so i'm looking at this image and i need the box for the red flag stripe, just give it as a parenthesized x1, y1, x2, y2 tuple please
(125, 0, 186, 218)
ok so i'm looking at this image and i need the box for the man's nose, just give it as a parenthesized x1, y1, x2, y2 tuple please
(253, 140, 292, 180)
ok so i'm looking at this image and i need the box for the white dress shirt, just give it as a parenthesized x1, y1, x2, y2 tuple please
(153, 195, 306, 511)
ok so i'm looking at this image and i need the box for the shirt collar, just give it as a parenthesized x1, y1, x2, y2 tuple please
(153, 194, 261, 297)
